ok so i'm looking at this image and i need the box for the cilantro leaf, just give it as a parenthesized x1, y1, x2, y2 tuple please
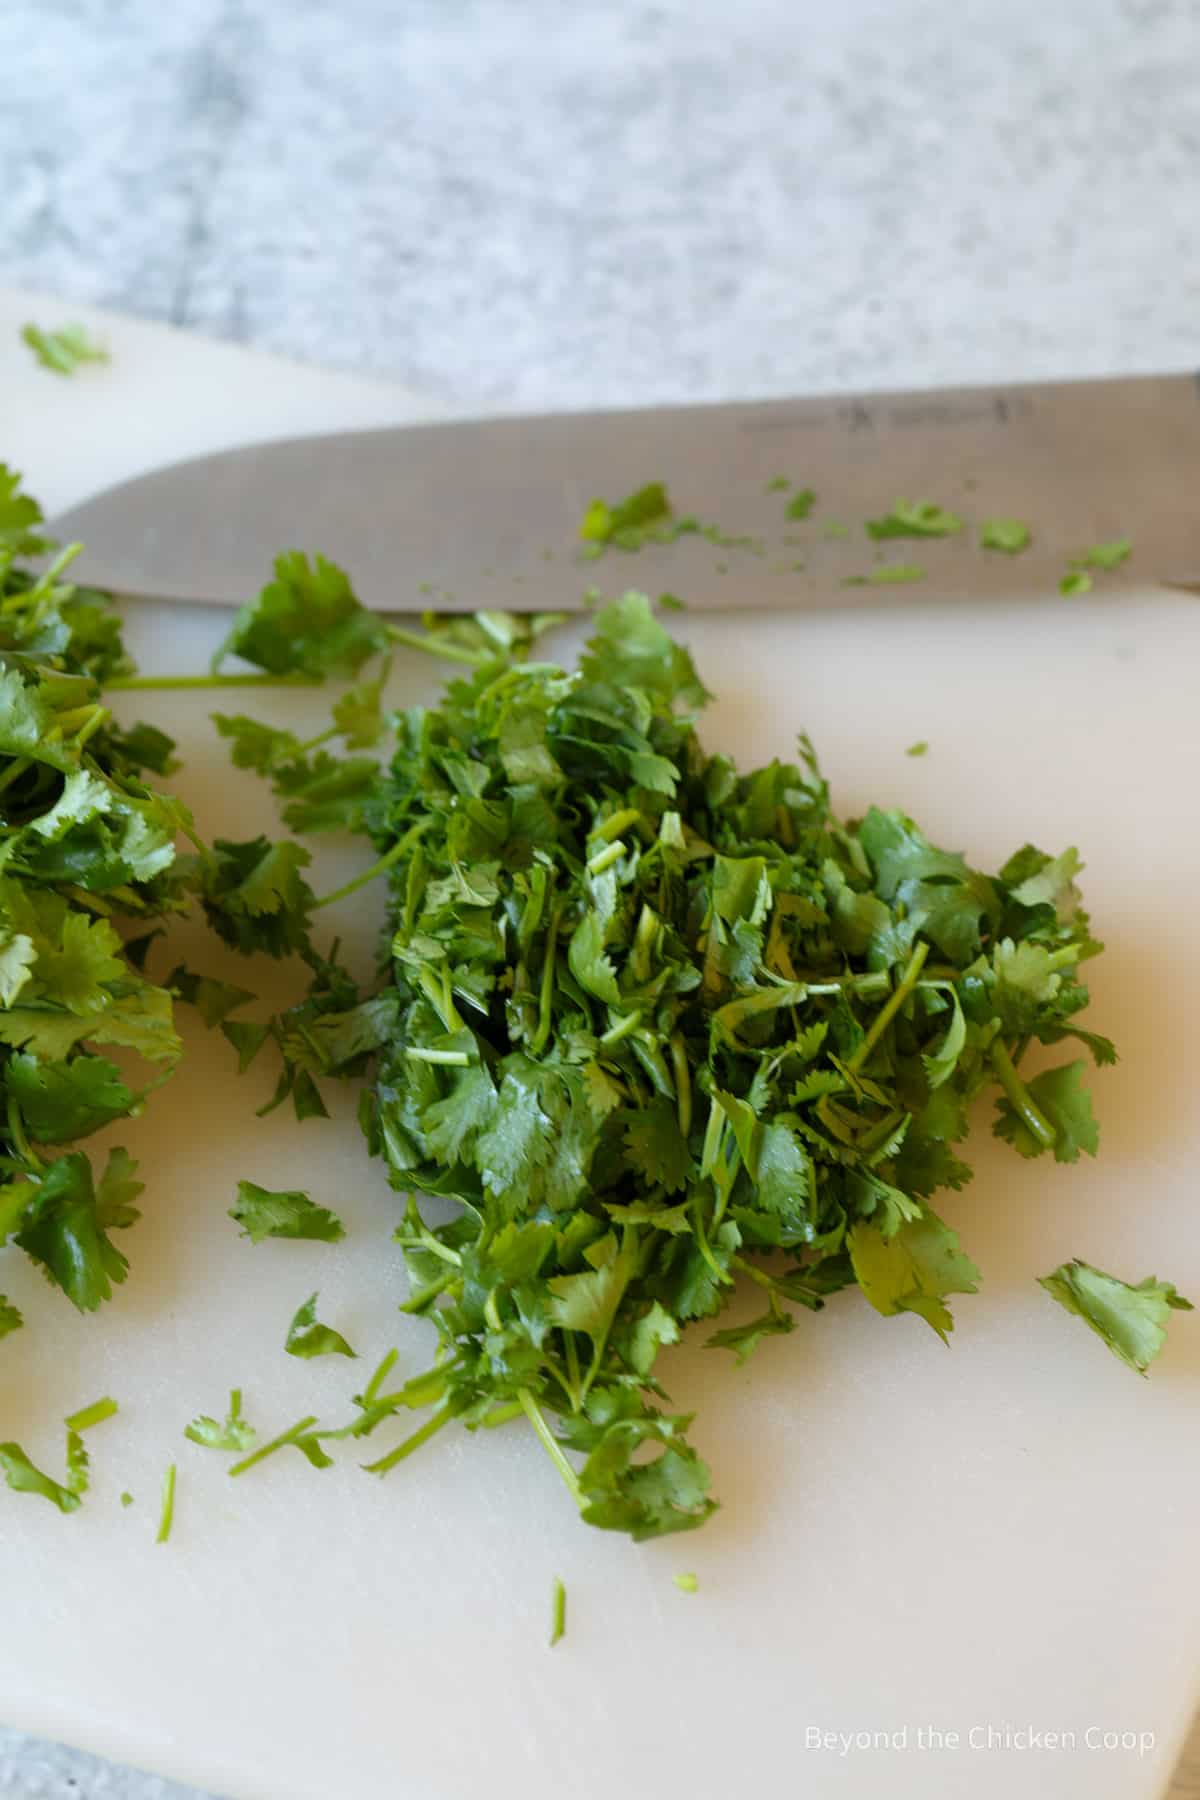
(285, 1292, 357, 1359)
(21, 322, 109, 376)
(706, 1295, 795, 1364)
(993, 1061, 1098, 1163)
(185, 1388, 256, 1452)
(215, 552, 385, 676)
(230, 1181, 345, 1244)
(0, 1441, 81, 1512)
(980, 518, 1031, 553)
(784, 488, 816, 521)
(866, 500, 962, 540)
(1039, 1259, 1191, 1374)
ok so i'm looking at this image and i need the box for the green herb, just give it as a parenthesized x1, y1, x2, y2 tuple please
(1059, 571, 1093, 597)
(21, 322, 109, 377)
(784, 488, 817, 521)
(550, 1576, 567, 1646)
(865, 501, 963, 540)
(764, 476, 790, 493)
(980, 519, 1031, 554)
(1039, 1260, 1191, 1374)
(220, 581, 1165, 1538)
(0, 1295, 21, 1339)
(185, 1388, 256, 1452)
(120, 1490, 134, 1507)
(228, 1414, 330, 1477)
(844, 564, 926, 586)
(285, 1292, 357, 1359)
(905, 741, 929, 757)
(579, 484, 675, 551)
(156, 1462, 176, 1542)
(229, 1181, 345, 1244)
(0, 1441, 81, 1512)
(65, 1429, 89, 1497)
(673, 1572, 699, 1593)
(64, 1395, 118, 1432)
(1074, 538, 1132, 572)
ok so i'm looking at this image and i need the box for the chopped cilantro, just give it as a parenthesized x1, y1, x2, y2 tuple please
(905, 741, 929, 757)
(0, 1441, 80, 1512)
(0, 1296, 21, 1340)
(784, 488, 816, 521)
(285, 1292, 357, 1359)
(64, 1396, 118, 1432)
(1075, 538, 1132, 572)
(673, 1572, 699, 1593)
(843, 564, 926, 586)
(230, 1181, 345, 1244)
(156, 1462, 176, 1542)
(1039, 1260, 1192, 1374)
(21, 322, 109, 376)
(865, 500, 963, 540)
(764, 476, 790, 493)
(185, 1388, 256, 1452)
(980, 518, 1031, 554)
(1059, 571, 1093, 597)
(228, 1414, 329, 1477)
(579, 483, 673, 550)
(214, 578, 1171, 1539)
(120, 1490, 134, 1507)
(550, 1576, 566, 1646)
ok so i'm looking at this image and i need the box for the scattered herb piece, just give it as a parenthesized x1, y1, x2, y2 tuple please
(784, 488, 817, 521)
(1039, 1260, 1192, 1374)
(185, 1388, 256, 1452)
(980, 519, 1031, 554)
(228, 1414, 329, 1477)
(844, 564, 926, 586)
(865, 500, 963, 540)
(156, 1462, 176, 1543)
(64, 1396, 118, 1433)
(550, 1576, 567, 1646)
(0, 1296, 21, 1339)
(21, 322, 109, 376)
(579, 483, 674, 551)
(285, 1292, 357, 1360)
(120, 1491, 134, 1507)
(1074, 538, 1132, 572)
(1059, 571, 1093, 597)
(65, 1430, 89, 1497)
(764, 476, 790, 493)
(0, 1441, 80, 1512)
(673, 1572, 699, 1593)
(906, 741, 929, 758)
(229, 1181, 345, 1244)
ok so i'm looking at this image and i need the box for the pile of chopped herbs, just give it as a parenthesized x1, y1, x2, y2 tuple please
(212, 579, 1188, 1541)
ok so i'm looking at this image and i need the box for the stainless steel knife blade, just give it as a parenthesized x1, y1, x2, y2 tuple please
(47, 373, 1200, 612)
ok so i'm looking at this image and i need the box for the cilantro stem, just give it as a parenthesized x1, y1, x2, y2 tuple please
(586, 839, 626, 875)
(406, 1046, 471, 1066)
(670, 1033, 692, 1139)
(313, 819, 432, 909)
(106, 673, 321, 691)
(363, 1350, 400, 1406)
(563, 1333, 583, 1408)
(989, 1039, 1057, 1150)
(845, 942, 929, 1074)
(6, 1097, 44, 1172)
(517, 1389, 583, 1506)
(0, 757, 31, 797)
(594, 807, 641, 844)
(363, 1402, 455, 1475)
(690, 1197, 734, 1290)
(228, 1415, 319, 1478)
(479, 1400, 524, 1429)
(385, 624, 489, 668)
(530, 906, 561, 1057)
(64, 1396, 118, 1433)
(599, 1008, 643, 1047)
(156, 1463, 176, 1543)
(550, 1576, 567, 1647)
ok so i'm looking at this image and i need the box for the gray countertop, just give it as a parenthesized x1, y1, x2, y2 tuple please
(3, 1, 1199, 1795)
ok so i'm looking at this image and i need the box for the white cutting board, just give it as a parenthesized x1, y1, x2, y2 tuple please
(2, 290, 1199, 1800)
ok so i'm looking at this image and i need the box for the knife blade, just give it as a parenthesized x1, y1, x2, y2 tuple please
(47, 372, 1200, 612)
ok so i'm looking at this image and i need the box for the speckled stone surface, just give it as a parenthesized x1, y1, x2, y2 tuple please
(4, 1, 1200, 1795)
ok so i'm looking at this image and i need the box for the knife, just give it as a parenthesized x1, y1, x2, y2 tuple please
(47, 372, 1200, 613)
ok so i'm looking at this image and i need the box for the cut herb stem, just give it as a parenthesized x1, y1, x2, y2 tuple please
(846, 942, 929, 1073)
(313, 819, 432, 909)
(64, 1397, 118, 1433)
(156, 1463, 176, 1543)
(517, 1389, 582, 1505)
(229, 1415, 319, 1478)
(989, 1039, 1058, 1151)
(363, 1402, 455, 1476)
(550, 1576, 567, 1646)
(107, 672, 320, 691)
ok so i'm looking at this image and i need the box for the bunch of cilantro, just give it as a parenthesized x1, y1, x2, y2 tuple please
(216, 574, 1188, 1541)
